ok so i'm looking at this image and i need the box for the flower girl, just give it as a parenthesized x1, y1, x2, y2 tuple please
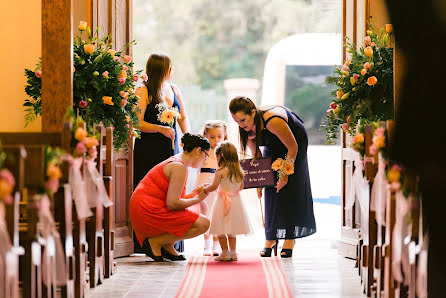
(195, 120, 227, 256)
(203, 141, 252, 261)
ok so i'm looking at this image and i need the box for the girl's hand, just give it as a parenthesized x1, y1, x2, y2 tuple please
(159, 126, 175, 139)
(198, 189, 208, 201)
(275, 176, 288, 193)
(191, 185, 204, 197)
(257, 187, 263, 198)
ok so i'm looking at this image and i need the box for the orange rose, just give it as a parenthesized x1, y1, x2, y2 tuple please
(272, 159, 284, 171)
(385, 24, 393, 33)
(47, 163, 62, 180)
(367, 76, 378, 86)
(108, 49, 116, 57)
(102, 96, 114, 106)
(74, 127, 88, 141)
(373, 135, 386, 149)
(364, 46, 373, 57)
(361, 69, 367, 76)
(354, 133, 364, 144)
(84, 44, 95, 55)
(0, 179, 13, 199)
(85, 136, 99, 148)
(78, 21, 88, 31)
(117, 70, 127, 79)
(387, 168, 401, 183)
(336, 91, 344, 98)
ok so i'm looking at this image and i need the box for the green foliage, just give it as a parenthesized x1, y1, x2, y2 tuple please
(324, 24, 394, 144)
(23, 25, 141, 151)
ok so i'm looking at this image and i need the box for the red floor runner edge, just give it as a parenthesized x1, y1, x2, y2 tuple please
(175, 251, 292, 298)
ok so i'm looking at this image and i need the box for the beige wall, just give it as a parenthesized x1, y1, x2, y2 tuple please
(0, 1, 42, 132)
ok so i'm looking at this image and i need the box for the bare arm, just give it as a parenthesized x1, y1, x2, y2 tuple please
(134, 87, 175, 139)
(172, 84, 190, 133)
(203, 169, 224, 194)
(239, 180, 244, 191)
(247, 139, 262, 158)
(265, 117, 298, 161)
(164, 162, 207, 210)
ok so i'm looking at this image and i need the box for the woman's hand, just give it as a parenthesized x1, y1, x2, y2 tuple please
(159, 126, 175, 140)
(275, 176, 289, 193)
(190, 185, 203, 197)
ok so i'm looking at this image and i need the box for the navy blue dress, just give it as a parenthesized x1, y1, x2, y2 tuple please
(261, 107, 316, 240)
(133, 84, 184, 252)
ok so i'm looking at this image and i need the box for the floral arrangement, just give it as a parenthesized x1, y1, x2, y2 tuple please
(369, 126, 387, 158)
(24, 21, 145, 151)
(156, 101, 181, 149)
(271, 157, 294, 180)
(0, 144, 15, 204)
(43, 146, 63, 195)
(324, 24, 394, 143)
(65, 109, 100, 160)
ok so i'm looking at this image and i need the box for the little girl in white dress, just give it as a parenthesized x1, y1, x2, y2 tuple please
(195, 120, 227, 256)
(204, 141, 252, 261)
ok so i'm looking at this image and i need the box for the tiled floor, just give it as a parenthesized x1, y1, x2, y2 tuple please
(87, 199, 365, 297)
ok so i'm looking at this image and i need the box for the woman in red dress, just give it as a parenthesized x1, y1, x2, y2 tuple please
(130, 133, 211, 261)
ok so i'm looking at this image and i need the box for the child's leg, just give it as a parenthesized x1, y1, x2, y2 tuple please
(228, 235, 238, 261)
(217, 234, 228, 251)
(228, 235, 236, 251)
(215, 234, 231, 261)
(212, 234, 221, 256)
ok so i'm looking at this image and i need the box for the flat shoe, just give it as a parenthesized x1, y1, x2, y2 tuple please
(214, 251, 232, 261)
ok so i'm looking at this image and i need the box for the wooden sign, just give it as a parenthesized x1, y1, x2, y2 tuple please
(240, 158, 275, 189)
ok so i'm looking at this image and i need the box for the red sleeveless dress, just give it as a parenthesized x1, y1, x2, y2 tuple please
(129, 156, 199, 245)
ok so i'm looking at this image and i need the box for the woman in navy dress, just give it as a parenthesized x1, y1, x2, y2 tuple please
(134, 53, 190, 253)
(229, 96, 316, 258)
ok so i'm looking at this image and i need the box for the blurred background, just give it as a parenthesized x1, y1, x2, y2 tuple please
(133, 0, 343, 245)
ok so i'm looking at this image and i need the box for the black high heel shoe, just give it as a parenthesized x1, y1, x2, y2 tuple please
(260, 240, 278, 257)
(142, 238, 165, 262)
(280, 249, 293, 258)
(280, 240, 295, 258)
(161, 247, 187, 261)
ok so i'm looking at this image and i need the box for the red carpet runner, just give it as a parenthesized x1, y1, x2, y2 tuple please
(175, 251, 292, 298)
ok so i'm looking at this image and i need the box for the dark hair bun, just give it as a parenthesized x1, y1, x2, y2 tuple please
(181, 133, 210, 153)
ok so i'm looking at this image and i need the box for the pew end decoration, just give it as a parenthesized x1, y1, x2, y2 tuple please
(24, 21, 141, 151)
(324, 23, 394, 144)
(0, 144, 15, 204)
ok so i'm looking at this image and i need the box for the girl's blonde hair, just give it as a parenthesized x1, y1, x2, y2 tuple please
(202, 120, 228, 140)
(215, 141, 244, 183)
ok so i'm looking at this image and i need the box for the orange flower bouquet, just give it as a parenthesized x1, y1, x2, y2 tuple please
(155, 101, 181, 149)
(272, 157, 294, 180)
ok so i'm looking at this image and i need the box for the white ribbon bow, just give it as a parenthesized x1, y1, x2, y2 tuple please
(370, 153, 390, 226)
(84, 159, 113, 208)
(63, 155, 93, 219)
(37, 194, 67, 287)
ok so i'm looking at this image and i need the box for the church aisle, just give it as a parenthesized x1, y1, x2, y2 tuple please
(87, 202, 364, 297)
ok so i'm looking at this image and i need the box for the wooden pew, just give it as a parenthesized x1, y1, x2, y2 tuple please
(0, 128, 75, 298)
(102, 127, 115, 278)
(361, 125, 378, 297)
(2, 192, 22, 298)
